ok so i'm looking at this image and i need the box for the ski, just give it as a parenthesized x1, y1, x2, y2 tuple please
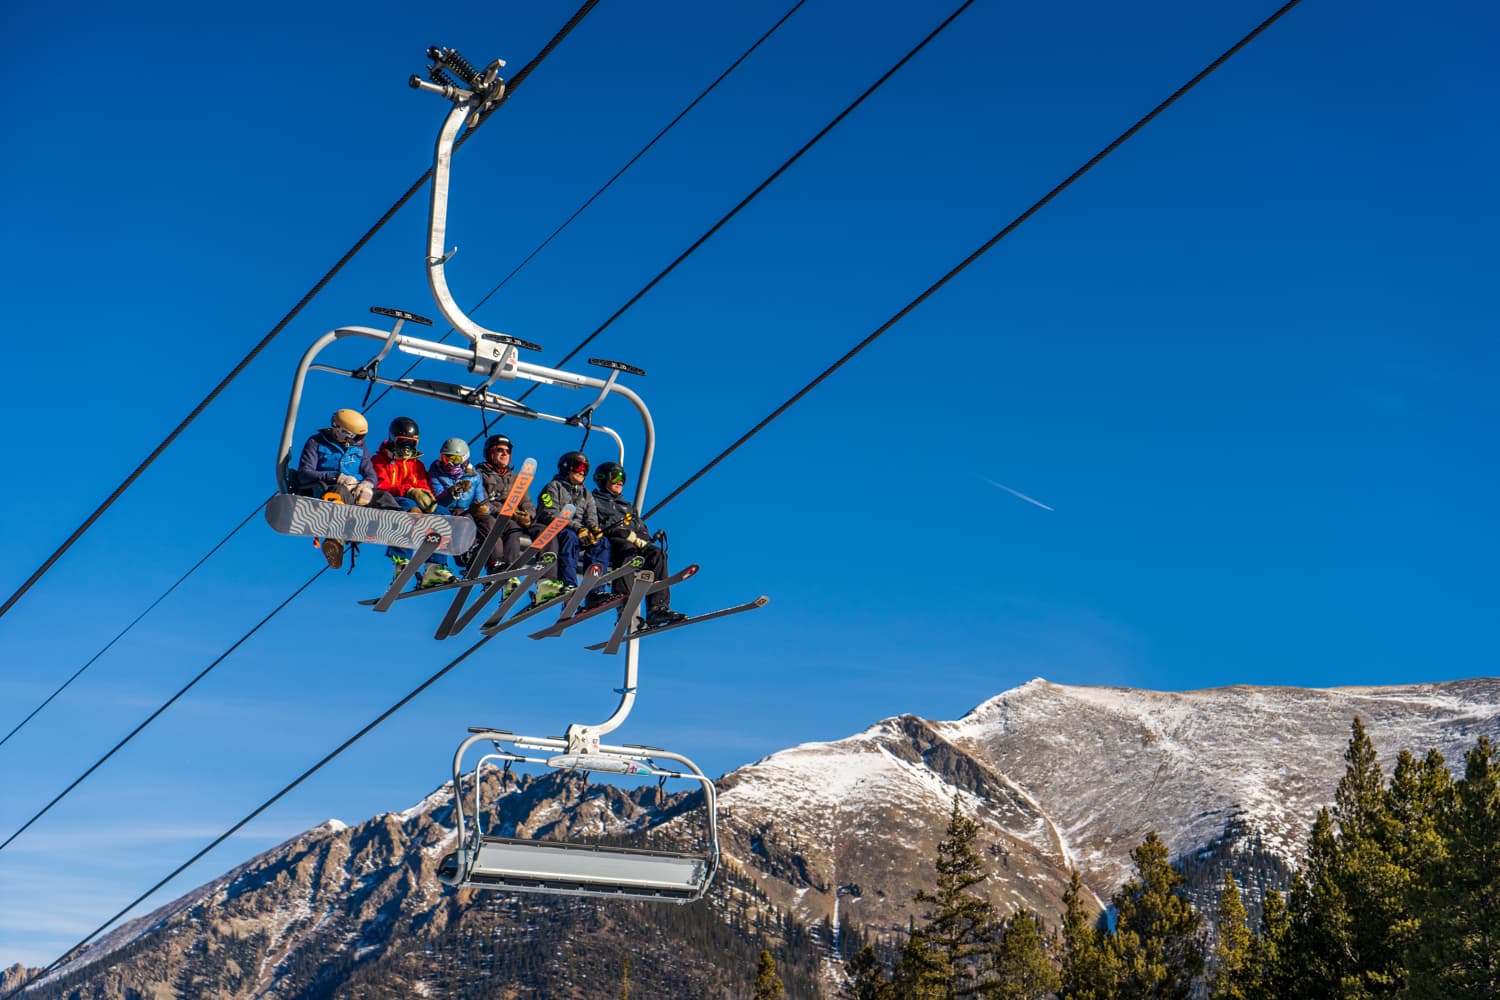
(525, 557, 649, 639)
(495, 457, 536, 517)
(532, 562, 700, 642)
(433, 520, 509, 639)
(498, 503, 574, 575)
(585, 594, 768, 652)
(456, 559, 555, 637)
(369, 533, 443, 613)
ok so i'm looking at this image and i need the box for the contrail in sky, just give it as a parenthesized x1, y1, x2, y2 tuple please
(983, 478, 1055, 511)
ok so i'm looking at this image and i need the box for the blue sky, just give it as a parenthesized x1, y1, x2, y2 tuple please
(2, 0, 1496, 970)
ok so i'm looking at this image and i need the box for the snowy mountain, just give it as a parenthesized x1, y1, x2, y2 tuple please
(716, 677, 1500, 936)
(14, 677, 1499, 999)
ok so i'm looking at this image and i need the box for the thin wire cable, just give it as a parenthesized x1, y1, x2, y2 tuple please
(0, 0, 601, 626)
(4, 1, 1304, 991)
(646, 0, 1305, 520)
(0, 570, 325, 855)
(0, 0, 774, 754)
(364, 0, 807, 419)
(0, 0, 787, 761)
(9, 627, 497, 995)
(507, 0, 981, 413)
(0, 502, 269, 752)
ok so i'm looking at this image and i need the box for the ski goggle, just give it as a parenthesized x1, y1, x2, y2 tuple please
(330, 427, 356, 443)
(569, 461, 589, 474)
(604, 469, 625, 484)
(392, 437, 419, 457)
(441, 453, 465, 464)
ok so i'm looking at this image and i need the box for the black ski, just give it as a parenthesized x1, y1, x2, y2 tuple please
(585, 595, 769, 652)
(369, 533, 443, 613)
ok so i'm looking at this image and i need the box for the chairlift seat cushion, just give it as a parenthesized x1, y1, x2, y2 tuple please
(445, 836, 710, 902)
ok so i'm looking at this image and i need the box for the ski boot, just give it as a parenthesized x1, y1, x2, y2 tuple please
(320, 537, 344, 570)
(419, 564, 456, 588)
(645, 607, 689, 629)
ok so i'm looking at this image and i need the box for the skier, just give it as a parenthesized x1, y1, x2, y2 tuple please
(287, 408, 396, 569)
(427, 437, 488, 566)
(371, 416, 456, 588)
(537, 451, 609, 605)
(473, 434, 541, 572)
(591, 462, 687, 628)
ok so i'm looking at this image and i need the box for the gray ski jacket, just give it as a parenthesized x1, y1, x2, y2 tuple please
(539, 475, 599, 531)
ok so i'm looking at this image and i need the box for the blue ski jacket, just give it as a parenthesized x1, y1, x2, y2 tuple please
(428, 459, 484, 513)
(291, 429, 376, 493)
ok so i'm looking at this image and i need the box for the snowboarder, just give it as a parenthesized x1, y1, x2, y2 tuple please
(371, 416, 456, 588)
(473, 434, 542, 572)
(287, 408, 396, 569)
(537, 451, 609, 604)
(591, 462, 687, 628)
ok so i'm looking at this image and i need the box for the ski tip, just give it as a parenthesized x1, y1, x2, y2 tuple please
(682, 563, 700, 579)
(521, 456, 537, 470)
(753, 596, 770, 608)
(357, 598, 379, 606)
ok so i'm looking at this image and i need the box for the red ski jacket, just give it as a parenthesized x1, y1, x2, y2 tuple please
(372, 443, 432, 499)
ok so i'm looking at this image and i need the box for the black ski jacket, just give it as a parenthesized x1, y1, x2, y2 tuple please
(592, 488, 650, 542)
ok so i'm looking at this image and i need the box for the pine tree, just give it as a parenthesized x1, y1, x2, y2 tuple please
(1408, 735, 1500, 999)
(991, 909, 1061, 1000)
(912, 796, 1003, 997)
(1109, 831, 1204, 1000)
(753, 949, 784, 1000)
(1060, 868, 1120, 1000)
(1287, 811, 1351, 998)
(891, 929, 949, 1000)
(1209, 871, 1251, 1000)
(848, 944, 891, 1000)
(1243, 888, 1291, 1000)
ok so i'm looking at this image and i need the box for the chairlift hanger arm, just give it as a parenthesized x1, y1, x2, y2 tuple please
(275, 325, 655, 499)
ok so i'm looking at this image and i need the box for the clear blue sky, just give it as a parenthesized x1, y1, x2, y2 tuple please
(2, 0, 1496, 970)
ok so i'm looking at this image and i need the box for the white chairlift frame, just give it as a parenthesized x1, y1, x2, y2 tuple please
(271, 48, 722, 902)
(438, 730, 720, 902)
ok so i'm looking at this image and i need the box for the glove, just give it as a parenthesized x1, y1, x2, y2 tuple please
(407, 487, 437, 513)
(625, 530, 647, 549)
(451, 480, 472, 500)
(513, 508, 533, 528)
(354, 482, 375, 506)
(336, 473, 360, 490)
(579, 526, 601, 546)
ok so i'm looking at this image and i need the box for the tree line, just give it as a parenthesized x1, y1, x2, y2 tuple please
(832, 722, 1496, 1000)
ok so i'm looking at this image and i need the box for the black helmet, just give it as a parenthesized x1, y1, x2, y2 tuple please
(389, 416, 420, 441)
(484, 434, 513, 455)
(557, 451, 589, 476)
(594, 461, 626, 489)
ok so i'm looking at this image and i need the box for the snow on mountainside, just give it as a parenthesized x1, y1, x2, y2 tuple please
(16, 678, 1499, 999)
(717, 677, 1500, 935)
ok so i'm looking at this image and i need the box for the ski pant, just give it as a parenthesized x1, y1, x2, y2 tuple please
(608, 540, 670, 613)
(468, 513, 531, 570)
(385, 499, 452, 567)
(556, 526, 610, 591)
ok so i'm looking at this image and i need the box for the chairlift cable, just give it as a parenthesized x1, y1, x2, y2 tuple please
(508, 0, 982, 415)
(2, 1, 1303, 988)
(6, 625, 498, 995)
(0, 569, 326, 856)
(0, 0, 602, 626)
(645, 0, 1305, 520)
(0, 503, 270, 753)
(0, 0, 805, 753)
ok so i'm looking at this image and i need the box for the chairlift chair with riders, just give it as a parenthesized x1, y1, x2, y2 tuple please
(266, 46, 761, 902)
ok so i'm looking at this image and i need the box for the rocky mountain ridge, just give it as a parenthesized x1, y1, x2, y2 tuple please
(14, 677, 1499, 999)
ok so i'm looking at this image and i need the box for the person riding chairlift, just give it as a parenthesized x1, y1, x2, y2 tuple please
(371, 416, 456, 588)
